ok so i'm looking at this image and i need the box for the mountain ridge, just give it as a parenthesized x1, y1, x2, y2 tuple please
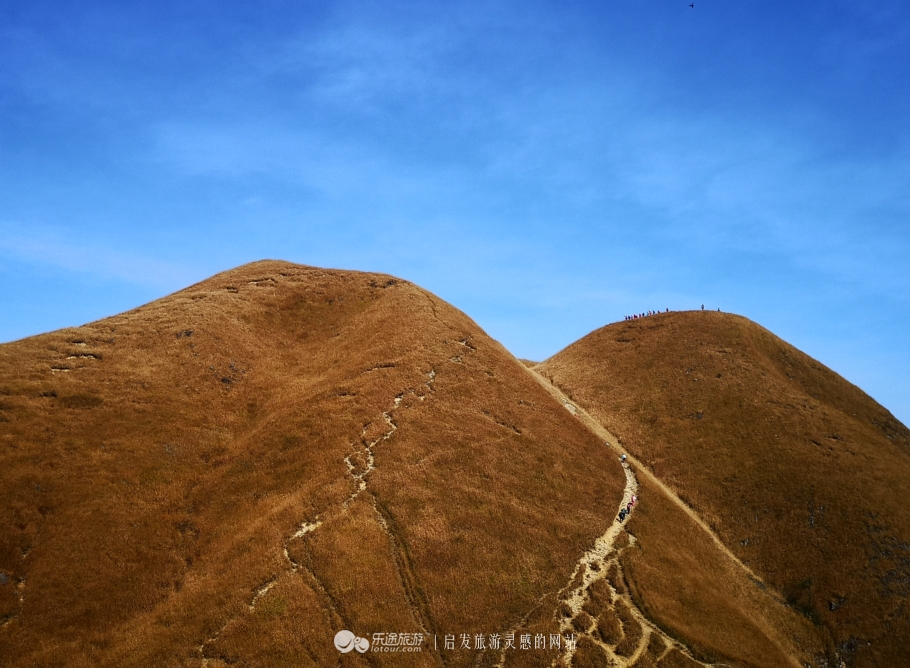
(538, 310, 910, 667)
(1, 260, 906, 667)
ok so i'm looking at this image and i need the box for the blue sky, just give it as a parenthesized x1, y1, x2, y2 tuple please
(1, 0, 908, 424)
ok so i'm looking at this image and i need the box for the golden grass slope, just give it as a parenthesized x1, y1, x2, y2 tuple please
(538, 310, 910, 667)
(0, 261, 626, 667)
(525, 367, 827, 668)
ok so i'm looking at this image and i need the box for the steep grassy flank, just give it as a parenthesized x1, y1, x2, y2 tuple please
(622, 474, 826, 667)
(0, 261, 625, 667)
(539, 310, 910, 667)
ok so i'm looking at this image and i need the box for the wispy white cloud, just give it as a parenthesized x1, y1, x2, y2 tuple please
(0, 224, 195, 290)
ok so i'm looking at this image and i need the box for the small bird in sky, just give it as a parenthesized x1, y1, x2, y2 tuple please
(689, 3, 694, 7)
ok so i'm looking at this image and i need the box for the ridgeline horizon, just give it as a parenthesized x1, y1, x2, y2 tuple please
(1, 260, 907, 667)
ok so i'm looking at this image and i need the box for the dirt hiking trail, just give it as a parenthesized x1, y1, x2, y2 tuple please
(510, 365, 710, 667)
(524, 366, 774, 593)
(198, 368, 443, 667)
(522, 364, 803, 668)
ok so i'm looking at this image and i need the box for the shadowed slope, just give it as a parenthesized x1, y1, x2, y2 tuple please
(538, 310, 910, 667)
(0, 261, 625, 667)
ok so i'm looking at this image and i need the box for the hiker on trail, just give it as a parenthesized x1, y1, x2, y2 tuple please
(701, 304, 704, 310)
(621, 454, 627, 463)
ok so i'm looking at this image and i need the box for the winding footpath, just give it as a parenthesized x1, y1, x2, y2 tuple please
(199, 351, 797, 667)
(524, 365, 805, 668)
(198, 368, 440, 666)
(536, 396, 710, 666)
(527, 367, 769, 589)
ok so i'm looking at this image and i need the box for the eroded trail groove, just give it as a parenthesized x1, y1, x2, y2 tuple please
(525, 367, 771, 594)
(520, 365, 712, 668)
(199, 368, 442, 666)
(549, 457, 710, 668)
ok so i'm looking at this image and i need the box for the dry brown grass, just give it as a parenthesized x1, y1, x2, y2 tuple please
(596, 605, 623, 645)
(613, 599, 642, 657)
(572, 636, 609, 668)
(539, 310, 910, 667)
(645, 632, 665, 659)
(630, 653, 657, 668)
(657, 648, 701, 668)
(581, 578, 611, 617)
(4, 267, 904, 667)
(0, 261, 625, 667)
(621, 475, 824, 667)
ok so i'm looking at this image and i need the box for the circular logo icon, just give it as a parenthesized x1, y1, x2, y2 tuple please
(334, 630, 370, 653)
(334, 630, 356, 653)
